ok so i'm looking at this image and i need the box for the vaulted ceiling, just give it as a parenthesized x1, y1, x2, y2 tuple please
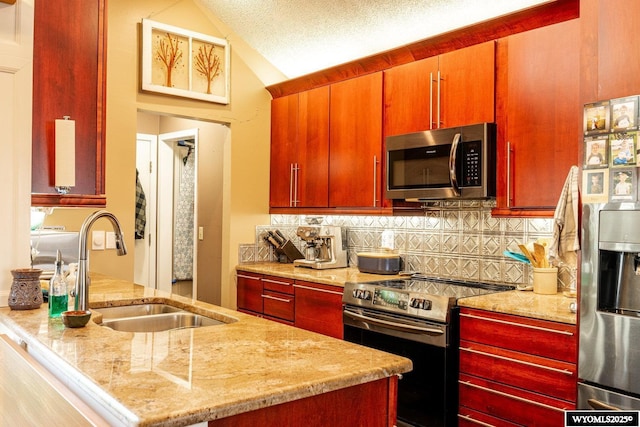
(198, 0, 551, 79)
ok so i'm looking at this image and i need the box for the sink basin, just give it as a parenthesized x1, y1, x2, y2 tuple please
(95, 304, 184, 320)
(100, 312, 225, 332)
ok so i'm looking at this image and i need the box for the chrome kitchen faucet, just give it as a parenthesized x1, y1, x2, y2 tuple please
(75, 210, 127, 311)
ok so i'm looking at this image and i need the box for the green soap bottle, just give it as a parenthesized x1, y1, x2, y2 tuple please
(49, 250, 68, 318)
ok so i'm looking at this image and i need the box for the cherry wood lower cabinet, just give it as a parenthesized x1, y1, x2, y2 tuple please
(458, 308, 577, 426)
(236, 272, 344, 336)
(294, 281, 344, 339)
(209, 376, 398, 427)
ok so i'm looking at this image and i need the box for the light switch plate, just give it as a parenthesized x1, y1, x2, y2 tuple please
(92, 230, 105, 251)
(106, 231, 116, 249)
(198, 227, 204, 241)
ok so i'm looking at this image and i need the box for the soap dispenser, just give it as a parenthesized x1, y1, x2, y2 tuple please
(49, 250, 68, 318)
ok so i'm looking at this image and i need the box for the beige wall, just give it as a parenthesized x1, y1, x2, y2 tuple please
(44, 0, 279, 309)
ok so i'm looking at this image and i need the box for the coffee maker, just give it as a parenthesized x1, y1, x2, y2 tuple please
(293, 226, 348, 269)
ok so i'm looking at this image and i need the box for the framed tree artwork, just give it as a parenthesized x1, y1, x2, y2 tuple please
(141, 19, 230, 104)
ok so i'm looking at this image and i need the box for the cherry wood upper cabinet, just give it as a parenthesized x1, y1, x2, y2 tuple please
(384, 42, 495, 137)
(329, 73, 384, 208)
(269, 87, 330, 209)
(31, 0, 107, 207)
(492, 18, 581, 217)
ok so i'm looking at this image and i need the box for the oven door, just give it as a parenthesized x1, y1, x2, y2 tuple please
(343, 305, 457, 427)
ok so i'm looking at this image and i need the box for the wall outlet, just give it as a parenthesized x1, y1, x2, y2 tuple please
(106, 231, 116, 249)
(381, 230, 394, 250)
(92, 230, 105, 251)
(198, 226, 204, 241)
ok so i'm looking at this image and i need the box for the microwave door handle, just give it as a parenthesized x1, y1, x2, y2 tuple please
(449, 133, 461, 196)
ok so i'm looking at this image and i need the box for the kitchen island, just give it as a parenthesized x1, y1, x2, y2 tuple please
(0, 274, 412, 427)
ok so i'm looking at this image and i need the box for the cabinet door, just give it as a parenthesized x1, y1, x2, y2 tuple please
(383, 56, 439, 137)
(493, 19, 581, 215)
(31, 0, 107, 207)
(237, 272, 263, 314)
(595, 0, 640, 100)
(329, 73, 383, 207)
(294, 281, 344, 339)
(297, 87, 330, 207)
(439, 41, 495, 128)
(270, 94, 299, 208)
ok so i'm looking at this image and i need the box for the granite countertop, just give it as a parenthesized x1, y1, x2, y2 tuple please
(457, 290, 577, 325)
(236, 262, 404, 287)
(237, 262, 578, 325)
(0, 273, 411, 427)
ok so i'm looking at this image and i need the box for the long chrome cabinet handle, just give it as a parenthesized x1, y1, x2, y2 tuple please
(436, 70, 442, 128)
(459, 380, 566, 413)
(460, 312, 574, 336)
(263, 278, 292, 287)
(237, 274, 261, 281)
(293, 284, 343, 296)
(373, 155, 379, 207)
(429, 72, 434, 129)
(506, 141, 512, 207)
(293, 162, 299, 206)
(457, 414, 496, 427)
(460, 346, 574, 376)
(261, 294, 292, 303)
(289, 163, 295, 207)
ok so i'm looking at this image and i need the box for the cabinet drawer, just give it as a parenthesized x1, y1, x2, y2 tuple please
(459, 308, 576, 363)
(459, 406, 520, 427)
(263, 275, 295, 295)
(459, 374, 573, 427)
(460, 340, 576, 402)
(237, 273, 263, 314)
(262, 290, 294, 322)
(294, 281, 344, 339)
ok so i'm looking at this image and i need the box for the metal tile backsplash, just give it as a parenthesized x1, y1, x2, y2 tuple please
(238, 201, 554, 286)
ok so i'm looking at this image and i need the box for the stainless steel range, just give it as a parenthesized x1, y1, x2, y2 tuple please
(343, 277, 513, 427)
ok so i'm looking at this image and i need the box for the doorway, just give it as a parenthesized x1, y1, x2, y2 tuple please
(135, 112, 227, 305)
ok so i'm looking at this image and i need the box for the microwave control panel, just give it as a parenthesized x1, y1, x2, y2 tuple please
(461, 140, 482, 187)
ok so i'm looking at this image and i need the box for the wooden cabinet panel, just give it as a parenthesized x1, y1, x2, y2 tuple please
(460, 340, 577, 402)
(294, 281, 344, 339)
(329, 73, 383, 208)
(262, 275, 294, 295)
(383, 42, 495, 137)
(262, 289, 294, 322)
(31, 0, 107, 207)
(493, 18, 581, 216)
(458, 308, 577, 424)
(459, 374, 572, 427)
(270, 87, 330, 209)
(459, 309, 577, 363)
(237, 272, 263, 314)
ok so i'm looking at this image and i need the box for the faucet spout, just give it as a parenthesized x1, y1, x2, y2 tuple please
(75, 210, 128, 311)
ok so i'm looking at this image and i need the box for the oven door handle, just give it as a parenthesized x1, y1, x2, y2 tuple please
(343, 310, 444, 335)
(587, 398, 622, 411)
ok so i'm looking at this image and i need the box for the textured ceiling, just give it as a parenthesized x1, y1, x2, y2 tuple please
(199, 0, 550, 79)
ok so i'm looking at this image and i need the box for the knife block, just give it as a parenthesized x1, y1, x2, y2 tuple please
(277, 240, 304, 263)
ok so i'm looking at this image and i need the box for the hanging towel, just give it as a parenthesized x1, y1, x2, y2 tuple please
(548, 165, 580, 264)
(135, 169, 147, 240)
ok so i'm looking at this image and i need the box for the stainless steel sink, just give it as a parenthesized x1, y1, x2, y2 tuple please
(100, 312, 225, 332)
(96, 304, 184, 320)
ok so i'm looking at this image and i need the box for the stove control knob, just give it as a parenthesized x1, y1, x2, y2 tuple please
(362, 290, 372, 300)
(410, 298, 432, 310)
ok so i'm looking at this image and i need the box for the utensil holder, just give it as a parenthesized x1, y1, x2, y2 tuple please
(532, 267, 558, 295)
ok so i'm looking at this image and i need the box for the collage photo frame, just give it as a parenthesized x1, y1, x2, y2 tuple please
(582, 95, 640, 203)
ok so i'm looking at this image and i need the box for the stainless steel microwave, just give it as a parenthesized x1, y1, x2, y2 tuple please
(385, 123, 496, 200)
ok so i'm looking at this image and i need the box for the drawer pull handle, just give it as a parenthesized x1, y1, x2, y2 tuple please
(460, 346, 574, 376)
(263, 279, 292, 287)
(459, 380, 566, 413)
(457, 414, 496, 427)
(261, 294, 292, 303)
(293, 284, 343, 296)
(460, 312, 574, 336)
(237, 274, 261, 281)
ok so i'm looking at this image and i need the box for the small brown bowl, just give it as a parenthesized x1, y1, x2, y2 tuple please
(61, 310, 92, 328)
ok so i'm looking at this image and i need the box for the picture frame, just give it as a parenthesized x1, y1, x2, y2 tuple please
(141, 19, 230, 104)
(611, 96, 639, 131)
(610, 168, 636, 202)
(584, 101, 610, 135)
(584, 136, 609, 168)
(582, 169, 609, 204)
(609, 132, 637, 167)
